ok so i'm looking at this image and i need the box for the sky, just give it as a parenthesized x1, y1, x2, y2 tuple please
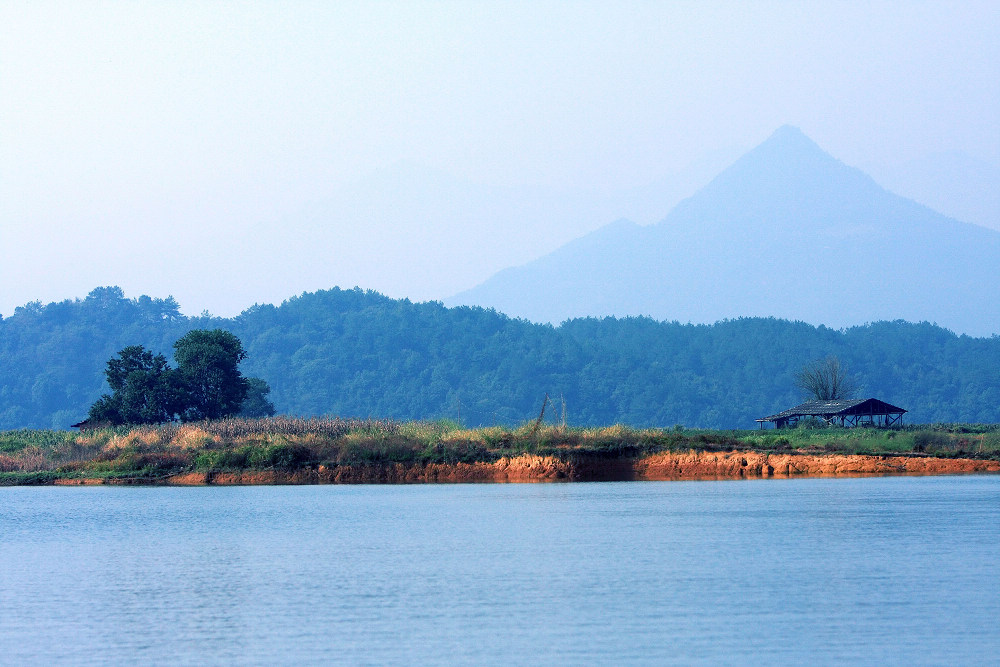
(2, 1, 998, 317)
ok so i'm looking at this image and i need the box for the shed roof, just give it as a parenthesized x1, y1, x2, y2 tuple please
(759, 398, 906, 422)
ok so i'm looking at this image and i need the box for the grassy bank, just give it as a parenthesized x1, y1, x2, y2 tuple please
(2, 418, 1000, 485)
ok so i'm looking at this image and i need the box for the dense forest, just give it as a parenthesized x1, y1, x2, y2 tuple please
(1, 286, 998, 430)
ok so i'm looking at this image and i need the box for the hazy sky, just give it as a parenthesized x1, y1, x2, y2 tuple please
(2, 1, 998, 317)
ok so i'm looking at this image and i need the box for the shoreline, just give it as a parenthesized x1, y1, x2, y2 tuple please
(46, 450, 1000, 486)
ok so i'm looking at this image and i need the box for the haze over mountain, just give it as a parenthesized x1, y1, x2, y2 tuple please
(5, 4, 997, 319)
(265, 150, 738, 304)
(869, 150, 1000, 232)
(449, 126, 1000, 337)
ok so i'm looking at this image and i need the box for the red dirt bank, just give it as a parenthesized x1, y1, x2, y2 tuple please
(49, 450, 998, 485)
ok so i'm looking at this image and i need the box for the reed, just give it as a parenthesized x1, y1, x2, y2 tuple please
(1, 419, 998, 484)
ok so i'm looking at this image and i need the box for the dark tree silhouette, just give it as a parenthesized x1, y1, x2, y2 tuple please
(86, 330, 265, 425)
(173, 329, 250, 421)
(87, 345, 180, 424)
(795, 356, 858, 400)
(239, 377, 276, 418)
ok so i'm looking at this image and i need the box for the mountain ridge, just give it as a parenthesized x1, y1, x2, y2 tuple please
(448, 126, 1000, 336)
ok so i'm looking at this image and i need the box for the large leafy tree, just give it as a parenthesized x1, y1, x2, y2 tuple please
(88, 346, 180, 424)
(86, 330, 261, 425)
(172, 329, 250, 421)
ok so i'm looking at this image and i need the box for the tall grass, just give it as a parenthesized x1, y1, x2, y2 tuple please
(733, 424, 1000, 456)
(1, 419, 998, 483)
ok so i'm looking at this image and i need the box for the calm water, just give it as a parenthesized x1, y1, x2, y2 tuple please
(1, 476, 998, 665)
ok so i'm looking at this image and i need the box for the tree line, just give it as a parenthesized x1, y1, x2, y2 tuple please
(1, 286, 999, 430)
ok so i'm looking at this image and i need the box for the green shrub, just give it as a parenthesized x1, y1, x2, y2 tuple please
(194, 449, 249, 470)
(83, 450, 191, 476)
(912, 431, 952, 452)
(247, 443, 315, 469)
(0, 429, 75, 454)
(337, 436, 421, 464)
(0, 471, 61, 485)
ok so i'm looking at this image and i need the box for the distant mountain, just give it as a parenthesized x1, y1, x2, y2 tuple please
(869, 150, 1000, 233)
(260, 154, 733, 307)
(447, 126, 1000, 337)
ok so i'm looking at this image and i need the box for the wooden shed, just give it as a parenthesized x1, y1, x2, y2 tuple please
(756, 398, 906, 429)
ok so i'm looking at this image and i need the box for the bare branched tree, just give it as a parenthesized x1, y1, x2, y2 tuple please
(795, 357, 858, 400)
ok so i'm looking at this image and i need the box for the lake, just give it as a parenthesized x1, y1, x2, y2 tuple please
(2, 475, 998, 665)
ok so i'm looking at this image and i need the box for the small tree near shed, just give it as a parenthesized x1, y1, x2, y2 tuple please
(795, 356, 858, 400)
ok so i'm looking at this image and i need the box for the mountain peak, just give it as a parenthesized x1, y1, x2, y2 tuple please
(678, 125, 878, 216)
(764, 124, 815, 146)
(742, 124, 834, 165)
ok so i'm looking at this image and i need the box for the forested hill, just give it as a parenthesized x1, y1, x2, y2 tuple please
(2, 286, 999, 430)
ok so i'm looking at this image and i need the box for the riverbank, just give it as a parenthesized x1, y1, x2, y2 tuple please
(44, 450, 1000, 486)
(4, 418, 999, 486)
